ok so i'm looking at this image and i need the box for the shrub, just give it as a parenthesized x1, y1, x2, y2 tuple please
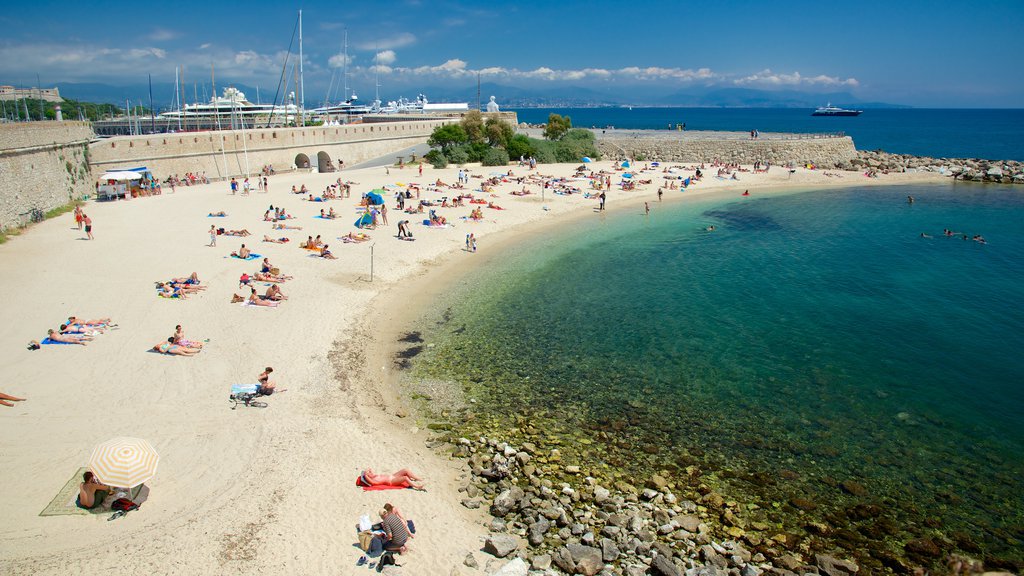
(481, 147, 510, 167)
(425, 149, 448, 169)
(445, 145, 471, 165)
(530, 140, 557, 164)
(505, 134, 533, 161)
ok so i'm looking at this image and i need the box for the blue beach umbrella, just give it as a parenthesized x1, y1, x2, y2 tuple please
(622, 173, 633, 178)
(582, 157, 592, 163)
(621, 161, 630, 168)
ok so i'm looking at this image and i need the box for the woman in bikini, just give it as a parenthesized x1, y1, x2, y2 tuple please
(257, 367, 275, 395)
(153, 338, 200, 356)
(248, 288, 278, 307)
(173, 325, 203, 349)
(359, 469, 425, 490)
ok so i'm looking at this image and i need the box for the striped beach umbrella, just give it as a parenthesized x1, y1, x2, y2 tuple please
(88, 437, 159, 488)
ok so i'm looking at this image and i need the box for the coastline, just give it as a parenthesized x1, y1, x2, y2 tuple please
(0, 159, 949, 575)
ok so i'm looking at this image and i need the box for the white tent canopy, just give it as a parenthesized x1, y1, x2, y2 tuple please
(99, 171, 143, 181)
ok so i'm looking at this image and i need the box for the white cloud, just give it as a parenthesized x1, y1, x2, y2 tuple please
(375, 50, 396, 65)
(735, 68, 859, 87)
(355, 32, 416, 50)
(149, 28, 178, 42)
(328, 53, 354, 68)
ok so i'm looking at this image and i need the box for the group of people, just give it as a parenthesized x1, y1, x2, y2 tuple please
(152, 324, 205, 356)
(33, 317, 116, 348)
(155, 272, 206, 299)
(73, 206, 94, 240)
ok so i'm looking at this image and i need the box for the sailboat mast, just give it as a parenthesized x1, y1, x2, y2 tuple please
(343, 29, 349, 100)
(298, 9, 305, 127)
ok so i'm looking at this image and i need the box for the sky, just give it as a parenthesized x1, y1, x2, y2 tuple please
(0, 0, 1022, 107)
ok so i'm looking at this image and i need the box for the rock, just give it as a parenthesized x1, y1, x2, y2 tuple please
(488, 557, 528, 576)
(839, 480, 867, 497)
(614, 480, 639, 494)
(699, 545, 728, 569)
(740, 566, 762, 576)
(904, 538, 941, 558)
(641, 488, 660, 501)
(489, 518, 507, 532)
(528, 518, 551, 546)
(648, 474, 669, 490)
(789, 497, 817, 511)
(490, 487, 525, 516)
(815, 553, 859, 576)
(464, 552, 479, 568)
(649, 555, 682, 576)
(553, 547, 576, 573)
(566, 465, 582, 474)
(776, 554, 802, 571)
(463, 499, 482, 509)
(701, 492, 725, 509)
(531, 553, 552, 570)
(593, 486, 611, 503)
(601, 538, 620, 562)
(484, 535, 519, 558)
(566, 543, 604, 575)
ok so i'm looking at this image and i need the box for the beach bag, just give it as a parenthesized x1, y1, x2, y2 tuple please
(111, 498, 139, 512)
(358, 531, 375, 552)
(270, 267, 280, 276)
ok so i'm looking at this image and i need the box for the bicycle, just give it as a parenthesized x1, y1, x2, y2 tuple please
(18, 207, 44, 224)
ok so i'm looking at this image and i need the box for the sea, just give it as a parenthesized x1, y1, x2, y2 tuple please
(510, 107, 1024, 161)
(407, 182, 1024, 568)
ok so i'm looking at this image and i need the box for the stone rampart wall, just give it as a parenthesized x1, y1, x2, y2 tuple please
(89, 119, 453, 180)
(0, 122, 93, 231)
(597, 134, 858, 166)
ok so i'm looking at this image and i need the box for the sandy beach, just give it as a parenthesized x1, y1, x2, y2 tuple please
(0, 158, 946, 575)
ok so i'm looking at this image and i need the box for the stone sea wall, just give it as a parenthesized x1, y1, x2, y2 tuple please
(0, 121, 93, 231)
(88, 119, 454, 181)
(845, 150, 1024, 183)
(594, 132, 857, 166)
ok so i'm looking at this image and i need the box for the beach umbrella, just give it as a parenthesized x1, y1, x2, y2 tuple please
(621, 161, 630, 168)
(88, 437, 159, 488)
(581, 157, 592, 163)
(365, 192, 384, 205)
(622, 173, 633, 178)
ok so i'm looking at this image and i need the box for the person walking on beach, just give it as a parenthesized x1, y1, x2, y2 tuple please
(230, 177, 238, 195)
(209, 225, 217, 247)
(599, 191, 606, 211)
(263, 176, 269, 193)
(657, 188, 663, 202)
(83, 214, 93, 240)
(74, 205, 84, 230)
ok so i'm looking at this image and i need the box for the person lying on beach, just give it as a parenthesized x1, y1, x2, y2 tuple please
(263, 235, 290, 244)
(223, 229, 251, 237)
(0, 392, 26, 407)
(342, 232, 370, 243)
(173, 324, 204, 349)
(468, 207, 484, 221)
(232, 245, 251, 259)
(47, 329, 91, 344)
(78, 471, 114, 510)
(264, 284, 287, 301)
(320, 245, 337, 259)
(487, 202, 504, 210)
(60, 323, 102, 335)
(67, 316, 113, 327)
(273, 223, 302, 230)
(254, 271, 292, 283)
(358, 468, 425, 490)
(247, 287, 279, 307)
(153, 338, 200, 356)
(169, 272, 201, 285)
(155, 283, 188, 298)
(208, 211, 227, 217)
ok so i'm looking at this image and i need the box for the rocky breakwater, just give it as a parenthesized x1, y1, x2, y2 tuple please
(837, 151, 1024, 184)
(446, 435, 1018, 576)
(593, 131, 857, 167)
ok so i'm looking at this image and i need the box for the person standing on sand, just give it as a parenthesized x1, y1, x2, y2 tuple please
(657, 188, 663, 202)
(418, 163, 423, 176)
(230, 177, 238, 195)
(645, 202, 650, 216)
(381, 204, 388, 225)
(263, 176, 269, 193)
(599, 191, 606, 211)
(74, 205, 84, 230)
(83, 214, 93, 240)
(209, 225, 217, 247)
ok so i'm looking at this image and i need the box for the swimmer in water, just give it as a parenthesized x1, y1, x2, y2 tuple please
(908, 195, 915, 204)
(920, 233, 932, 238)
(706, 225, 716, 231)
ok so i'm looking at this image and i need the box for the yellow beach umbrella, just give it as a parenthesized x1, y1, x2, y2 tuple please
(88, 437, 159, 488)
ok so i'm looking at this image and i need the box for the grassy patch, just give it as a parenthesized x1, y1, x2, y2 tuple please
(44, 201, 80, 220)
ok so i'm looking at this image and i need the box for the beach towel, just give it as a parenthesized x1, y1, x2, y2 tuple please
(240, 301, 276, 309)
(207, 214, 227, 217)
(314, 215, 335, 219)
(40, 467, 94, 516)
(355, 476, 408, 491)
(232, 384, 260, 395)
(42, 337, 76, 345)
(231, 253, 261, 260)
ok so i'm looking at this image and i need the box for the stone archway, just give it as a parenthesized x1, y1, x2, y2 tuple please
(317, 151, 335, 173)
(294, 153, 310, 169)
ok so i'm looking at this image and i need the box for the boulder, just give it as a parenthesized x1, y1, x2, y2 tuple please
(815, 553, 859, 576)
(484, 534, 519, 558)
(528, 518, 551, 546)
(677, 514, 701, 532)
(490, 487, 525, 517)
(649, 555, 682, 576)
(531, 553, 552, 570)
(552, 547, 576, 573)
(566, 543, 604, 575)
(488, 557, 528, 576)
(601, 537, 620, 562)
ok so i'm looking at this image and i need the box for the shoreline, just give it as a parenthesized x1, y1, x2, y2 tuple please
(0, 159, 953, 575)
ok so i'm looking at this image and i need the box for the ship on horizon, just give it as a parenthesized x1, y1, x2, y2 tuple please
(812, 103, 862, 116)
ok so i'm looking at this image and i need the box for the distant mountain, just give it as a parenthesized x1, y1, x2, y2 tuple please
(651, 88, 908, 109)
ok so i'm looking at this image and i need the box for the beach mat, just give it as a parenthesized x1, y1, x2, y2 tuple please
(207, 214, 227, 217)
(40, 467, 93, 516)
(230, 253, 261, 261)
(42, 337, 76, 345)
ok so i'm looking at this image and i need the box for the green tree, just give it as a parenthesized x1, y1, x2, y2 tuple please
(481, 147, 510, 167)
(543, 113, 572, 140)
(461, 110, 485, 144)
(425, 149, 448, 168)
(505, 134, 533, 160)
(484, 117, 515, 148)
(427, 123, 469, 151)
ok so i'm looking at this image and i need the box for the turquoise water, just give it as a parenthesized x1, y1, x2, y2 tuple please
(411, 183, 1024, 567)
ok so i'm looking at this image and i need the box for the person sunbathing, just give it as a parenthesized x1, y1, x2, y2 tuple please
(247, 288, 279, 307)
(342, 232, 370, 243)
(153, 338, 200, 355)
(208, 211, 227, 217)
(232, 244, 251, 259)
(171, 272, 201, 285)
(320, 245, 337, 259)
(78, 471, 114, 510)
(60, 323, 101, 335)
(0, 392, 26, 407)
(167, 280, 206, 292)
(469, 208, 483, 220)
(263, 235, 290, 243)
(254, 271, 292, 283)
(155, 283, 187, 299)
(223, 229, 251, 237)
(264, 284, 287, 301)
(328, 207, 337, 218)
(359, 468, 425, 490)
(487, 202, 504, 210)
(47, 329, 91, 344)
(273, 223, 302, 230)
(67, 316, 113, 327)
(173, 325, 203, 349)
